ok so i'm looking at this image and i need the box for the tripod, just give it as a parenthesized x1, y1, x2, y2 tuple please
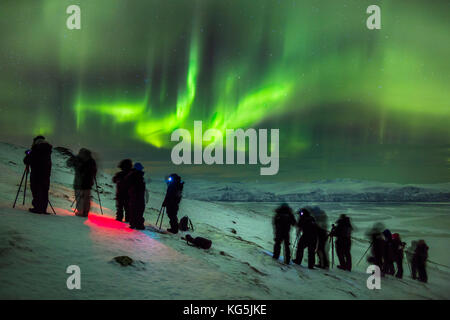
(13, 165, 56, 214)
(329, 233, 335, 269)
(13, 165, 29, 208)
(356, 241, 373, 266)
(155, 206, 165, 229)
(292, 230, 301, 253)
(70, 196, 78, 208)
(94, 176, 104, 215)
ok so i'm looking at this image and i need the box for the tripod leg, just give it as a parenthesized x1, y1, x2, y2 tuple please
(156, 206, 162, 226)
(94, 176, 104, 215)
(293, 232, 300, 251)
(13, 166, 27, 208)
(357, 242, 373, 266)
(331, 237, 334, 269)
(23, 167, 28, 206)
(159, 207, 165, 229)
(48, 200, 57, 215)
(71, 196, 76, 208)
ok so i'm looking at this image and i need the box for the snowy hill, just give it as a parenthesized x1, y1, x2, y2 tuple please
(183, 179, 450, 202)
(0, 141, 449, 299)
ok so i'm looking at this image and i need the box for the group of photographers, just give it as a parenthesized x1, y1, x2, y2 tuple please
(272, 203, 429, 283)
(22, 135, 183, 233)
(112, 158, 183, 233)
(112, 158, 148, 230)
(21, 135, 430, 282)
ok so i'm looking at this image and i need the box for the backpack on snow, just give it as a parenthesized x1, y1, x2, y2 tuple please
(179, 216, 194, 232)
(185, 234, 212, 250)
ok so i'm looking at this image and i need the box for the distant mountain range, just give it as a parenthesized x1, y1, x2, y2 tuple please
(183, 179, 450, 202)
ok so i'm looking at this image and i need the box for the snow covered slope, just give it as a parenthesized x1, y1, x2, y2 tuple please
(0, 141, 449, 299)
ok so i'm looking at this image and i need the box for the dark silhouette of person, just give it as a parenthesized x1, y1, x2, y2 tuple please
(162, 173, 184, 234)
(272, 203, 296, 264)
(405, 240, 417, 274)
(310, 207, 329, 269)
(411, 239, 429, 283)
(367, 223, 385, 274)
(293, 208, 318, 269)
(23, 135, 52, 214)
(113, 159, 133, 222)
(382, 229, 395, 275)
(66, 148, 97, 217)
(124, 162, 146, 230)
(391, 233, 405, 279)
(332, 214, 353, 271)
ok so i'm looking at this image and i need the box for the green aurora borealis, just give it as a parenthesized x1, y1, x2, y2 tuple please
(0, 0, 449, 182)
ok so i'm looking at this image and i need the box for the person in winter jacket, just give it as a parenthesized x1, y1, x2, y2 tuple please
(366, 223, 385, 274)
(66, 148, 97, 217)
(124, 162, 147, 230)
(162, 173, 183, 234)
(391, 233, 406, 279)
(331, 214, 353, 271)
(113, 159, 133, 222)
(23, 135, 52, 214)
(411, 240, 429, 283)
(293, 208, 318, 269)
(272, 203, 297, 264)
(382, 229, 395, 275)
(310, 207, 329, 269)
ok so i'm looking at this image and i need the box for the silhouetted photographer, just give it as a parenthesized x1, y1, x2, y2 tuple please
(272, 203, 296, 264)
(67, 148, 97, 217)
(22, 135, 52, 214)
(162, 174, 184, 234)
(113, 159, 133, 222)
(331, 214, 353, 271)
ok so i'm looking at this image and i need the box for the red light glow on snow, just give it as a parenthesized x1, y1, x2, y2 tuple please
(85, 213, 135, 233)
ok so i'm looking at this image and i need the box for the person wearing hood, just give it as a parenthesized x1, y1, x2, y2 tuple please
(331, 214, 353, 271)
(272, 203, 297, 264)
(66, 148, 97, 217)
(23, 135, 52, 214)
(293, 208, 318, 269)
(113, 159, 133, 222)
(125, 162, 147, 230)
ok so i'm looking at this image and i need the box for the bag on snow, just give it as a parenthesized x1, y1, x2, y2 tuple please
(185, 234, 212, 250)
(179, 216, 194, 232)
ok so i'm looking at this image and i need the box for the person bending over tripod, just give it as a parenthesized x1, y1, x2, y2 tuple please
(293, 208, 318, 269)
(272, 203, 296, 264)
(162, 174, 184, 234)
(67, 148, 97, 217)
(331, 214, 353, 271)
(23, 135, 52, 214)
(113, 159, 133, 222)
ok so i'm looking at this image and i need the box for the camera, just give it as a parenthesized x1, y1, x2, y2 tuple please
(25, 149, 31, 155)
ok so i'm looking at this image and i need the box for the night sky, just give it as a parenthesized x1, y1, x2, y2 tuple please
(0, 0, 449, 183)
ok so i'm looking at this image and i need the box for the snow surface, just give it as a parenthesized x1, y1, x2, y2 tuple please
(0, 141, 449, 299)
